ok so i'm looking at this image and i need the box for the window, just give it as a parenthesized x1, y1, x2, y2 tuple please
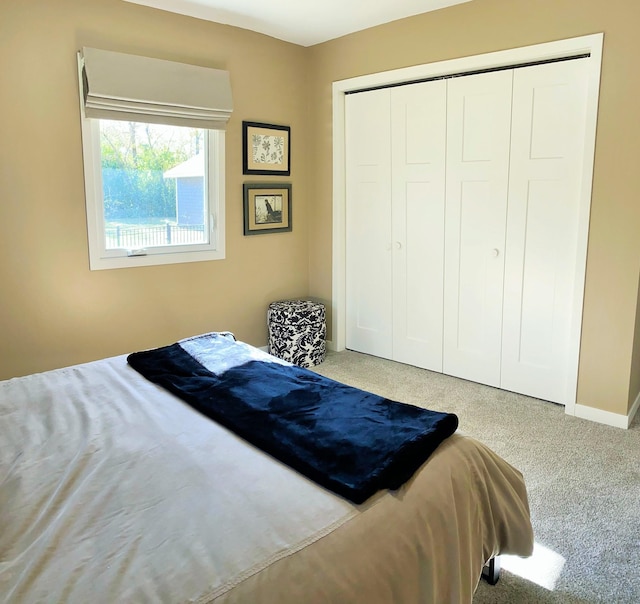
(77, 47, 232, 270)
(81, 117, 225, 269)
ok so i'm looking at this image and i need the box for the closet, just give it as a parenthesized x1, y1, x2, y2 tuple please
(345, 57, 589, 405)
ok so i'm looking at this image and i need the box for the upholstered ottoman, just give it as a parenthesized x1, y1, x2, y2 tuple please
(267, 300, 326, 368)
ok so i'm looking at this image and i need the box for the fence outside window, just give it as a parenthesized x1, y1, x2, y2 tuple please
(105, 224, 206, 250)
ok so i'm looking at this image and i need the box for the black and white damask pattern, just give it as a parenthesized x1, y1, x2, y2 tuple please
(268, 300, 326, 368)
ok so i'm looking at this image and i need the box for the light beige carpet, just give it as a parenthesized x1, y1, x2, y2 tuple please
(312, 350, 640, 604)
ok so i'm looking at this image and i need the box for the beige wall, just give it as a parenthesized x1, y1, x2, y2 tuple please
(2, 0, 639, 419)
(307, 0, 640, 416)
(0, 0, 310, 379)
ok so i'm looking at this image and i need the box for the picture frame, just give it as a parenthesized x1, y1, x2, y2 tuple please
(242, 121, 291, 175)
(243, 183, 292, 235)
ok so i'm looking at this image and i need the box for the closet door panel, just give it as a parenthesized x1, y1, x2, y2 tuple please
(391, 81, 446, 371)
(345, 90, 393, 358)
(501, 59, 589, 404)
(443, 71, 513, 387)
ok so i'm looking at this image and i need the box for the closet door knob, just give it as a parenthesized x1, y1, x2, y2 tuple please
(395, 242, 402, 250)
(492, 248, 500, 257)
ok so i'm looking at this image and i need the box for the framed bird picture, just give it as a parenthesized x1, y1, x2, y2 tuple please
(243, 183, 292, 235)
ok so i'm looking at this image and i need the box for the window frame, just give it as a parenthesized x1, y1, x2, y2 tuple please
(78, 86, 226, 271)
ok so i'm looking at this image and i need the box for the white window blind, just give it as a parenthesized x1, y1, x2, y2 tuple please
(79, 47, 233, 130)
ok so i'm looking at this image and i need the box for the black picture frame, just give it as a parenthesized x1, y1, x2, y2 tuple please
(242, 121, 291, 176)
(243, 183, 292, 235)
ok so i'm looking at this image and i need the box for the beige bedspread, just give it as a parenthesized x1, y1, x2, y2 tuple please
(0, 352, 533, 603)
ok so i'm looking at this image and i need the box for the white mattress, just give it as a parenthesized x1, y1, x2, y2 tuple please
(0, 349, 533, 603)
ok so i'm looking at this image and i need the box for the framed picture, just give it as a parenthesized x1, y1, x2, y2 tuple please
(242, 121, 291, 175)
(243, 183, 292, 235)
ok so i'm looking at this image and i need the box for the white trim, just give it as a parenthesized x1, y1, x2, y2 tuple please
(331, 96, 347, 356)
(332, 33, 604, 414)
(564, 35, 603, 416)
(573, 404, 631, 430)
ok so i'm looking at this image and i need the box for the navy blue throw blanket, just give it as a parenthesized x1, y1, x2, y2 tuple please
(128, 337, 458, 504)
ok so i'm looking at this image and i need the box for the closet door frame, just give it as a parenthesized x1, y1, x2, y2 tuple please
(332, 33, 603, 417)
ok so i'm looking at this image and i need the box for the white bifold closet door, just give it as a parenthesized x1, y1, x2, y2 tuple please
(442, 70, 513, 387)
(345, 89, 393, 360)
(391, 82, 446, 370)
(500, 59, 589, 404)
(345, 81, 446, 371)
(345, 57, 590, 406)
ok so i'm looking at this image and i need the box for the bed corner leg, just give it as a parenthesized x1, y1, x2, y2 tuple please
(482, 556, 501, 585)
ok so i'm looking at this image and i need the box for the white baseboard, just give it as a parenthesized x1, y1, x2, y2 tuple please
(628, 391, 640, 427)
(573, 403, 632, 429)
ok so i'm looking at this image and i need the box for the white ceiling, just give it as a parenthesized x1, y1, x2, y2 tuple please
(123, 0, 472, 47)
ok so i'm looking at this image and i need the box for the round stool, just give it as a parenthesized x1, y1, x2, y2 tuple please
(267, 300, 326, 368)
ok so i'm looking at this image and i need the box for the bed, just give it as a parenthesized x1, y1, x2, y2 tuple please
(0, 332, 533, 603)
